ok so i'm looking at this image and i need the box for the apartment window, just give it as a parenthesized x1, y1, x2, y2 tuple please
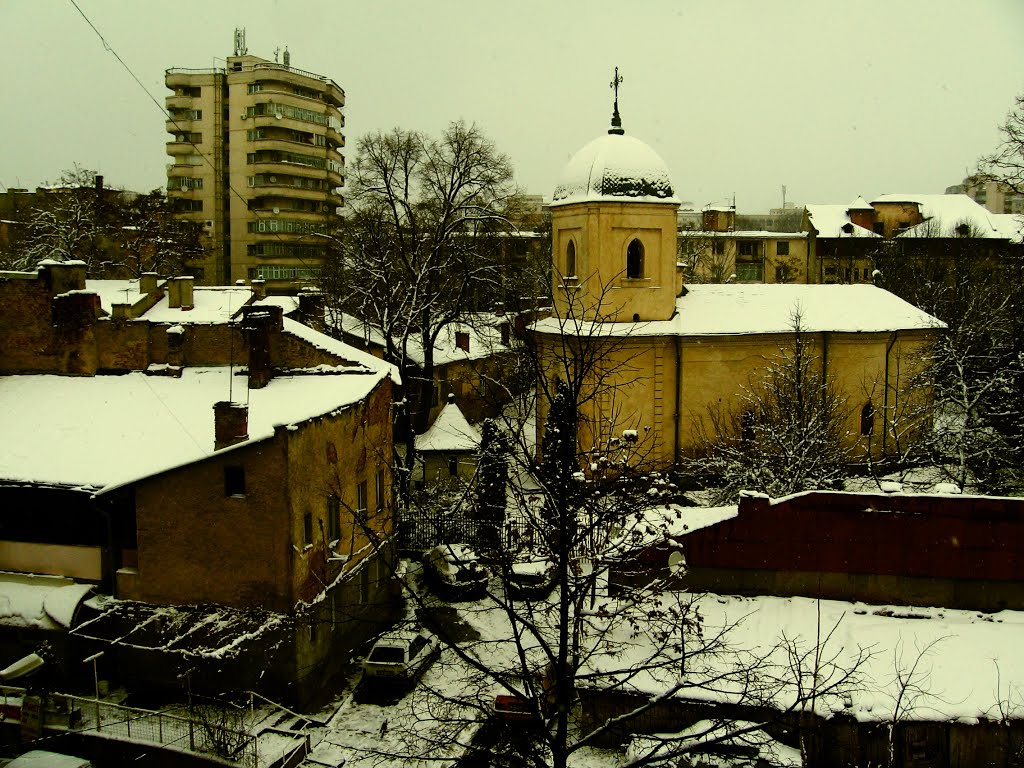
(247, 82, 265, 94)
(356, 481, 368, 520)
(861, 402, 875, 436)
(712, 240, 725, 255)
(303, 512, 313, 546)
(735, 262, 763, 282)
(327, 495, 340, 543)
(776, 241, 790, 256)
(224, 465, 245, 497)
(737, 241, 759, 258)
(375, 470, 385, 513)
(626, 238, 644, 279)
(246, 265, 322, 280)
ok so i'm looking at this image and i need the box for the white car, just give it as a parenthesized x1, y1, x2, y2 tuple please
(363, 629, 439, 682)
(424, 544, 491, 600)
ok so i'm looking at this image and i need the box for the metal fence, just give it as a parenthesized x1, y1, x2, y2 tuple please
(63, 694, 259, 767)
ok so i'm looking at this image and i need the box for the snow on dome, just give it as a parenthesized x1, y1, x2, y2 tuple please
(551, 132, 679, 207)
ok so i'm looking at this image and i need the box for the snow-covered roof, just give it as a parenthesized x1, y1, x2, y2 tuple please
(0, 573, 93, 630)
(142, 286, 252, 323)
(282, 317, 400, 382)
(848, 195, 873, 210)
(0, 365, 390, 493)
(704, 230, 808, 239)
(805, 204, 880, 238)
(254, 294, 299, 314)
(874, 193, 1005, 238)
(85, 279, 146, 312)
(533, 284, 942, 337)
(335, 313, 510, 368)
(992, 213, 1024, 243)
(551, 132, 679, 208)
(416, 399, 480, 453)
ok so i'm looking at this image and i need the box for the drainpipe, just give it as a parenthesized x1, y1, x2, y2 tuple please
(883, 331, 898, 456)
(674, 334, 683, 469)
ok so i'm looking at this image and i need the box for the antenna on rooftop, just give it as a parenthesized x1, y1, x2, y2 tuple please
(233, 28, 247, 57)
(782, 185, 787, 209)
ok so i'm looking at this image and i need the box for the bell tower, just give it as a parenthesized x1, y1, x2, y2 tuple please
(549, 71, 681, 323)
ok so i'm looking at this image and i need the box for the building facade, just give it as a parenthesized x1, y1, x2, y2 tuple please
(165, 31, 344, 288)
(535, 115, 941, 470)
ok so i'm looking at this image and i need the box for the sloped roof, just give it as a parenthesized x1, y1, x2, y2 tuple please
(873, 193, 1004, 238)
(0, 365, 390, 493)
(533, 284, 942, 338)
(417, 399, 480, 453)
(805, 204, 879, 238)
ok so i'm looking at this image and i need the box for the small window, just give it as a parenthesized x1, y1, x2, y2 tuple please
(738, 241, 759, 258)
(224, 465, 245, 496)
(303, 512, 313, 545)
(448, 456, 459, 477)
(626, 239, 644, 279)
(375, 470, 385, 513)
(713, 240, 725, 255)
(861, 402, 875, 436)
(775, 265, 791, 283)
(356, 481, 368, 519)
(566, 240, 577, 277)
(776, 241, 790, 256)
(327, 495, 340, 542)
(873, 222, 885, 235)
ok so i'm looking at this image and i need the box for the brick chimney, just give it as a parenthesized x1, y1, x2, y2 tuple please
(241, 304, 283, 389)
(298, 288, 324, 330)
(139, 272, 159, 294)
(455, 330, 470, 353)
(250, 279, 266, 301)
(179, 276, 194, 311)
(214, 401, 248, 450)
(167, 277, 182, 309)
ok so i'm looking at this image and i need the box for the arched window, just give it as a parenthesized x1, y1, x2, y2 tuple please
(566, 240, 577, 277)
(860, 401, 875, 436)
(626, 238, 644, 279)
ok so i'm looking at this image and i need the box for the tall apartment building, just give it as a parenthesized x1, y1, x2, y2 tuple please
(165, 30, 344, 287)
(946, 175, 1024, 215)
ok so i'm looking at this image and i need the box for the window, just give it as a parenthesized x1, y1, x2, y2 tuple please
(861, 402, 875, 436)
(327, 495, 340, 543)
(448, 456, 459, 476)
(735, 262, 763, 281)
(713, 240, 725, 256)
(737, 241, 759, 258)
(775, 265, 791, 283)
(224, 465, 245, 496)
(873, 222, 885, 235)
(776, 241, 790, 256)
(356, 481, 368, 520)
(566, 240, 576, 277)
(303, 512, 313, 545)
(246, 265, 322, 281)
(626, 238, 644, 279)
(375, 470, 385, 513)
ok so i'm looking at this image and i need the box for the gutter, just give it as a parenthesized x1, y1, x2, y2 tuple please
(883, 331, 898, 455)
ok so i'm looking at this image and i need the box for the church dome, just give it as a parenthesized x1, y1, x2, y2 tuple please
(551, 132, 679, 207)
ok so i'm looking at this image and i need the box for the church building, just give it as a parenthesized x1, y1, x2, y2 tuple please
(532, 94, 941, 470)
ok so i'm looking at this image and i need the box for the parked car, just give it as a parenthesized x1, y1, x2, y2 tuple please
(507, 556, 556, 599)
(362, 628, 439, 683)
(424, 544, 491, 600)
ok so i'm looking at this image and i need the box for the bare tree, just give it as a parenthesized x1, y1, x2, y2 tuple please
(684, 307, 853, 503)
(979, 90, 1024, 197)
(336, 279, 869, 768)
(317, 121, 516, 495)
(679, 230, 732, 284)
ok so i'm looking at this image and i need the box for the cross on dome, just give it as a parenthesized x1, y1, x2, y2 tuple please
(609, 66, 624, 135)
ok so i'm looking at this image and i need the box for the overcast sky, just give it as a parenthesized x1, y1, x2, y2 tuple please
(2, 1, 1022, 212)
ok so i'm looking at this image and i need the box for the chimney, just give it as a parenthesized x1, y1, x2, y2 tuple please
(139, 272, 159, 293)
(214, 401, 248, 450)
(250, 279, 266, 301)
(167, 324, 185, 368)
(241, 304, 283, 389)
(298, 288, 324, 329)
(455, 330, 470, 353)
(167, 277, 182, 309)
(179, 276, 194, 310)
